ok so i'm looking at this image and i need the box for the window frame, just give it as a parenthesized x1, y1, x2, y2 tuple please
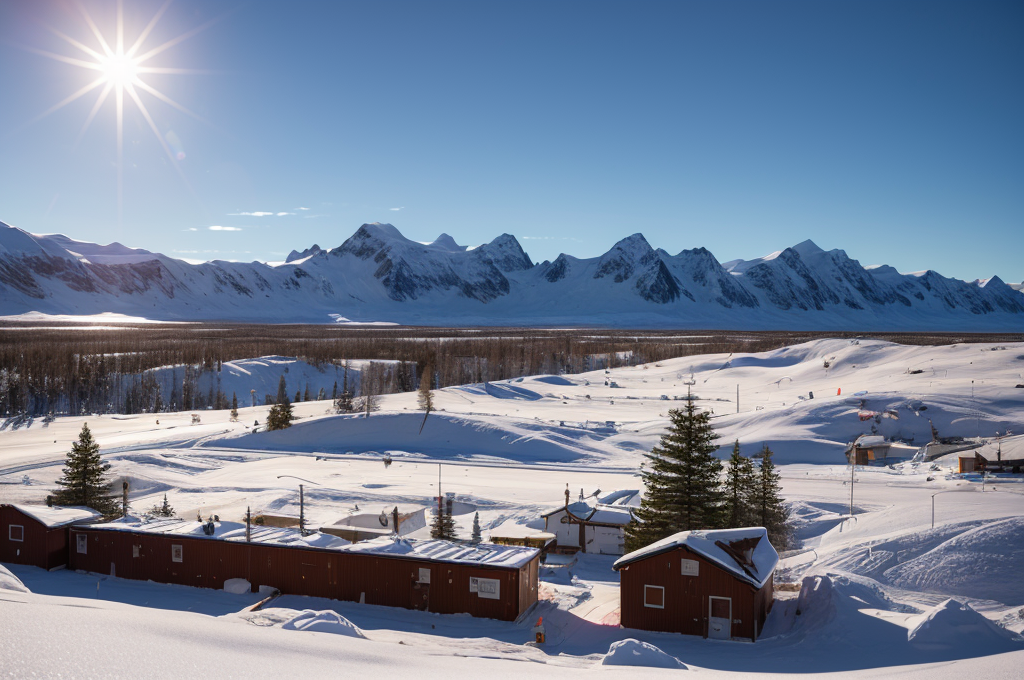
(76, 533, 88, 554)
(644, 584, 665, 609)
(171, 544, 183, 563)
(8, 524, 24, 542)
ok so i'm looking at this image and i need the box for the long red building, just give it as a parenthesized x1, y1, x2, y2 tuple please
(68, 518, 540, 621)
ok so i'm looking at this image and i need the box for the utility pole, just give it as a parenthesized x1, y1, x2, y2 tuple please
(849, 460, 855, 517)
(299, 484, 305, 536)
(245, 506, 252, 542)
(438, 464, 443, 520)
(122, 479, 129, 518)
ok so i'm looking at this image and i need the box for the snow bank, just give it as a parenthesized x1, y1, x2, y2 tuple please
(908, 599, 1020, 652)
(281, 610, 367, 638)
(886, 517, 1024, 605)
(0, 564, 29, 593)
(601, 639, 687, 669)
(223, 578, 251, 595)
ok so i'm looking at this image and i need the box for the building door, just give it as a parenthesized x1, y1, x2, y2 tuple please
(708, 596, 731, 640)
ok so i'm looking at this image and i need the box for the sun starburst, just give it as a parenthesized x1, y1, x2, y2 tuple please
(27, 0, 217, 224)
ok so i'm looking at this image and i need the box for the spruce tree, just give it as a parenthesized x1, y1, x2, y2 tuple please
(266, 376, 294, 430)
(430, 504, 457, 540)
(229, 393, 239, 422)
(152, 493, 175, 517)
(52, 424, 118, 517)
(625, 399, 722, 551)
(331, 381, 338, 400)
(724, 440, 757, 528)
(752, 445, 792, 549)
(417, 369, 434, 412)
(303, 385, 311, 402)
(471, 512, 482, 544)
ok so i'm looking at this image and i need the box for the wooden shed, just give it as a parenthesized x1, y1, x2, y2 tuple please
(846, 435, 892, 466)
(68, 519, 539, 621)
(0, 504, 101, 571)
(613, 527, 779, 641)
(958, 453, 988, 474)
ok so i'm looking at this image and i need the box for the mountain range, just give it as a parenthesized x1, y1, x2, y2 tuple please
(1, 220, 1022, 329)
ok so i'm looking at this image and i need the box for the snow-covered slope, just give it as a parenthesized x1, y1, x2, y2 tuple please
(2, 220, 1021, 329)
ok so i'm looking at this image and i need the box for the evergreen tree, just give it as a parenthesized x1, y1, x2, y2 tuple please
(229, 392, 239, 422)
(752, 445, 793, 549)
(152, 493, 175, 517)
(417, 368, 434, 412)
(335, 389, 355, 413)
(471, 512, 482, 544)
(430, 504, 457, 540)
(294, 390, 301, 403)
(625, 399, 722, 551)
(52, 424, 118, 517)
(303, 384, 311, 402)
(331, 381, 338, 400)
(724, 440, 757, 528)
(266, 376, 294, 430)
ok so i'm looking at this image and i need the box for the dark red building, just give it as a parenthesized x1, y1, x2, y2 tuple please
(68, 519, 539, 621)
(1, 504, 101, 571)
(613, 527, 778, 641)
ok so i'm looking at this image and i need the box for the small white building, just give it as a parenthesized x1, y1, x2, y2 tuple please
(541, 490, 639, 555)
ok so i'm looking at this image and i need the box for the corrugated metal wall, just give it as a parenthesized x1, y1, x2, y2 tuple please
(618, 545, 771, 641)
(67, 527, 537, 621)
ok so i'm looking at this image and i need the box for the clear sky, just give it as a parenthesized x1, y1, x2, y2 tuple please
(0, 0, 1021, 282)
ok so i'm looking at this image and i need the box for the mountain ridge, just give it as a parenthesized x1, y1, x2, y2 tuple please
(1, 220, 1021, 330)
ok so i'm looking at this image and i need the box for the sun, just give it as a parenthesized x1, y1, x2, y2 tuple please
(99, 51, 140, 88)
(26, 0, 217, 224)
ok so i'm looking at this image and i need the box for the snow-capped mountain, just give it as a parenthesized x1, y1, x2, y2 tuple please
(1, 220, 1021, 329)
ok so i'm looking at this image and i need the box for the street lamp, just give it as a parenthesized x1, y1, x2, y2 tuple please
(277, 475, 320, 536)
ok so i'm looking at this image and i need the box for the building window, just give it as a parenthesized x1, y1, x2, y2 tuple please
(133, 545, 140, 558)
(8, 525, 24, 542)
(171, 544, 183, 563)
(644, 585, 665, 609)
(76, 534, 87, 554)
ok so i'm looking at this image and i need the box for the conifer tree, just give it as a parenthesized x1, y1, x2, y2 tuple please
(229, 392, 239, 422)
(417, 368, 434, 412)
(152, 493, 175, 517)
(430, 504, 457, 540)
(331, 381, 338, 400)
(752, 445, 793, 549)
(52, 424, 118, 516)
(470, 512, 482, 543)
(724, 440, 756, 528)
(266, 376, 294, 430)
(625, 399, 722, 551)
(303, 385, 311, 402)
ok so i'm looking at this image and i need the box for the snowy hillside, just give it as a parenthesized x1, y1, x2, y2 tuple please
(3, 338, 1024, 677)
(2, 220, 1022, 329)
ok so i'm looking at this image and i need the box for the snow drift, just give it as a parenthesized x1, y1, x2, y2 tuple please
(601, 639, 688, 669)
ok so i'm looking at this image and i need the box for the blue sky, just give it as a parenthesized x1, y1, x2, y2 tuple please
(0, 0, 1021, 282)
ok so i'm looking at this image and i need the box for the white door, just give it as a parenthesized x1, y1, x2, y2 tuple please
(708, 597, 731, 640)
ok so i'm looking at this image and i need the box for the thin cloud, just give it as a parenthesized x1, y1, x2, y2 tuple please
(296, 207, 310, 211)
(276, 211, 294, 216)
(208, 225, 242, 231)
(184, 227, 198, 232)
(389, 207, 404, 211)
(229, 211, 274, 217)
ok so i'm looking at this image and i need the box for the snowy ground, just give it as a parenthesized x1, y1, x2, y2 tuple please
(2, 338, 1024, 677)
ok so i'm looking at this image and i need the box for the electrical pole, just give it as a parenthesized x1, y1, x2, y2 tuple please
(849, 460, 855, 517)
(299, 484, 305, 536)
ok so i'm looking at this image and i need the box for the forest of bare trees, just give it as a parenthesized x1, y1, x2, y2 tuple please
(1, 323, 1019, 418)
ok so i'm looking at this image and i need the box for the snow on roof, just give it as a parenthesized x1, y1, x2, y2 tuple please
(598, 489, 642, 508)
(10, 504, 101, 528)
(342, 536, 539, 569)
(613, 527, 779, 588)
(76, 518, 535, 568)
(856, 435, 888, 447)
(542, 498, 635, 525)
(80, 518, 347, 550)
